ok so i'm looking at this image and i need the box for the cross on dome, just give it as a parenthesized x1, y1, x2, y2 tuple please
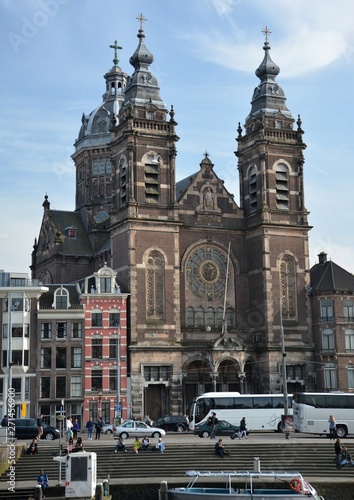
(262, 26, 272, 43)
(136, 12, 147, 29)
(109, 40, 122, 66)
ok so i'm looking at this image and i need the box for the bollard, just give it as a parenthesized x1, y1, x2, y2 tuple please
(34, 484, 42, 500)
(95, 482, 103, 500)
(254, 456, 261, 473)
(159, 480, 168, 500)
(103, 479, 109, 496)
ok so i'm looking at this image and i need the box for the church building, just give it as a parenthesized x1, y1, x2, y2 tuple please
(31, 20, 317, 420)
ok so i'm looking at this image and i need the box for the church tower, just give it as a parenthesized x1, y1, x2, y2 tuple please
(236, 28, 313, 392)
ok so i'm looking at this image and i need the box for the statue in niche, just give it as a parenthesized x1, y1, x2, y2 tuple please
(203, 187, 214, 211)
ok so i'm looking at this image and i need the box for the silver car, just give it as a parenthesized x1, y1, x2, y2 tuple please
(113, 420, 166, 439)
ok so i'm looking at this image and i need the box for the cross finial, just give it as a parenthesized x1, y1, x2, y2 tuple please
(136, 12, 147, 29)
(109, 40, 122, 66)
(262, 26, 272, 44)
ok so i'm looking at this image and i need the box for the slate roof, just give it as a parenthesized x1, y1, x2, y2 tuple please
(310, 259, 354, 294)
(38, 284, 83, 309)
(176, 172, 198, 201)
(46, 210, 94, 256)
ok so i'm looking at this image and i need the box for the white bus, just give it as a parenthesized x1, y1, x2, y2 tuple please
(293, 392, 354, 438)
(188, 392, 293, 432)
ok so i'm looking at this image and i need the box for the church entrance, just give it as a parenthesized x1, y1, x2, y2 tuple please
(145, 384, 169, 421)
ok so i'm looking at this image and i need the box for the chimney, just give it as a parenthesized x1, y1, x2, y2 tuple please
(318, 252, 327, 265)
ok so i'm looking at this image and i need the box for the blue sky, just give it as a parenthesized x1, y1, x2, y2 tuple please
(1, 0, 354, 275)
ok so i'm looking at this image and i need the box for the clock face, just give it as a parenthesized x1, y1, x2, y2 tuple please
(186, 246, 230, 300)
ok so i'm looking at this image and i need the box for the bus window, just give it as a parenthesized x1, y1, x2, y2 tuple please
(234, 397, 252, 409)
(253, 397, 272, 409)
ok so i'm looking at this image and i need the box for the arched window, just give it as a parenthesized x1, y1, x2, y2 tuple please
(226, 307, 235, 327)
(186, 307, 195, 326)
(53, 287, 70, 309)
(206, 307, 215, 327)
(275, 163, 289, 209)
(248, 166, 257, 213)
(324, 363, 337, 390)
(348, 365, 354, 389)
(146, 250, 165, 321)
(196, 306, 204, 327)
(280, 255, 296, 318)
(345, 329, 354, 351)
(322, 328, 335, 352)
(216, 307, 224, 327)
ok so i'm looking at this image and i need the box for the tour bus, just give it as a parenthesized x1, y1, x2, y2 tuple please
(293, 392, 354, 438)
(188, 392, 293, 432)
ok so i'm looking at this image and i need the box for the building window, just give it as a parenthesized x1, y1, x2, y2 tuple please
(101, 402, 110, 424)
(109, 369, 117, 390)
(143, 365, 170, 382)
(248, 166, 257, 213)
(322, 328, 335, 352)
(275, 163, 289, 209)
(324, 363, 337, 390)
(12, 378, 21, 400)
(40, 348, 51, 369)
(109, 312, 120, 327)
(71, 347, 82, 368)
(41, 377, 51, 398)
(92, 338, 102, 359)
(280, 255, 297, 318)
(109, 338, 118, 359)
(91, 370, 102, 391)
(54, 288, 69, 309)
(92, 159, 112, 177)
(56, 377, 66, 398)
(92, 312, 102, 327)
(56, 347, 66, 369)
(186, 307, 194, 326)
(89, 401, 98, 422)
(146, 250, 165, 321)
(12, 350, 27, 366)
(145, 161, 159, 203)
(287, 365, 304, 379)
(320, 300, 333, 322)
(25, 377, 29, 399)
(343, 300, 354, 322)
(56, 322, 67, 338)
(100, 277, 111, 293)
(71, 376, 82, 397)
(71, 322, 82, 338)
(345, 329, 354, 352)
(41, 323, 52, 339)
(348, 366, 354, 389)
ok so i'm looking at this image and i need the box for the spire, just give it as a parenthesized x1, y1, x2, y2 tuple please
(109, 40, 122, 67)
(123, 13, 165, 110)
(247, 27, 292, 121)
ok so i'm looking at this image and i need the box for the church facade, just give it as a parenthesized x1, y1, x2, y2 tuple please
(31, 22, 317, 420)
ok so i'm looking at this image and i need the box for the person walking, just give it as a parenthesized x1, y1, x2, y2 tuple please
(37, 468, 48, 497)
(207, 412, 218, 440)
(239, 417, 247, 439)
(328, 415, 336, 441)
(86, 418, 93, 440)
(66, 417, 73, 442)
(95, 416, 104, 440)
(335, 437, 342, 468)
(37, 414, 44, 440)
(72, 419, 80, 440)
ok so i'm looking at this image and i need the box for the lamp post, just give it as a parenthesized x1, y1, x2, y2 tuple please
(116, 329, 121, 423)
(280, 300, 290, 440)
(7, 294, 20, 415)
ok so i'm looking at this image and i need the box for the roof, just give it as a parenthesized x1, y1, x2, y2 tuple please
(38, 284, 83, 309)
(176, 172, 198, 201)
(45, 210, 94, 256)
(310, 259, 354, 294)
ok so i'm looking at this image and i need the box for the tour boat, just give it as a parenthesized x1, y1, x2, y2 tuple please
(167, 469, 324, 500)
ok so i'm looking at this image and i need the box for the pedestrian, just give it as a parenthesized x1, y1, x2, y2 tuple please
(86, 417, 93, 440)
(37, 414, 44, 440)
(66, 417, 73, 442)
(184, 414, 190, 431)
(207, 412, 218, 440)
(156, 437, 165, 453)
(335, 437, 342, 468)
(328, 415, 336, 441)
(37, 468, 48, 497)
(133, 437, 141, 454)
(339, 446, 354, 467)
(27, 438, 38, 455)
(142, 436, 150, 451)
(239, 417, 247, 439)
(72, 419, 80, 440)
(115, 436, 127, 452)
(215, 438, 227, 458)
(95, 416, 104, 440)
(1, 415, 8, 427)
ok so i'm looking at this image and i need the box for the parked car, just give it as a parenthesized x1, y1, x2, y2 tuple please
(154, 415, 189, 432)
(9, 418, 60, 440)
(102, 423, 113, 434)
(113, 420, 166, 439)
(194, 419, 240, 438)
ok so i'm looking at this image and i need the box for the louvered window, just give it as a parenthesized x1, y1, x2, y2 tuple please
(275, 164, 289, 209)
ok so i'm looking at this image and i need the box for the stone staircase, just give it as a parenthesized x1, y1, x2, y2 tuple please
(0, 440, 352, 498)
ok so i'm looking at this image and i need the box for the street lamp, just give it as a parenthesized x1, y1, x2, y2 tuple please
(116, 329, 121, 423)
(280, 300, 290, 440)
(7, 293, 20, 415)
